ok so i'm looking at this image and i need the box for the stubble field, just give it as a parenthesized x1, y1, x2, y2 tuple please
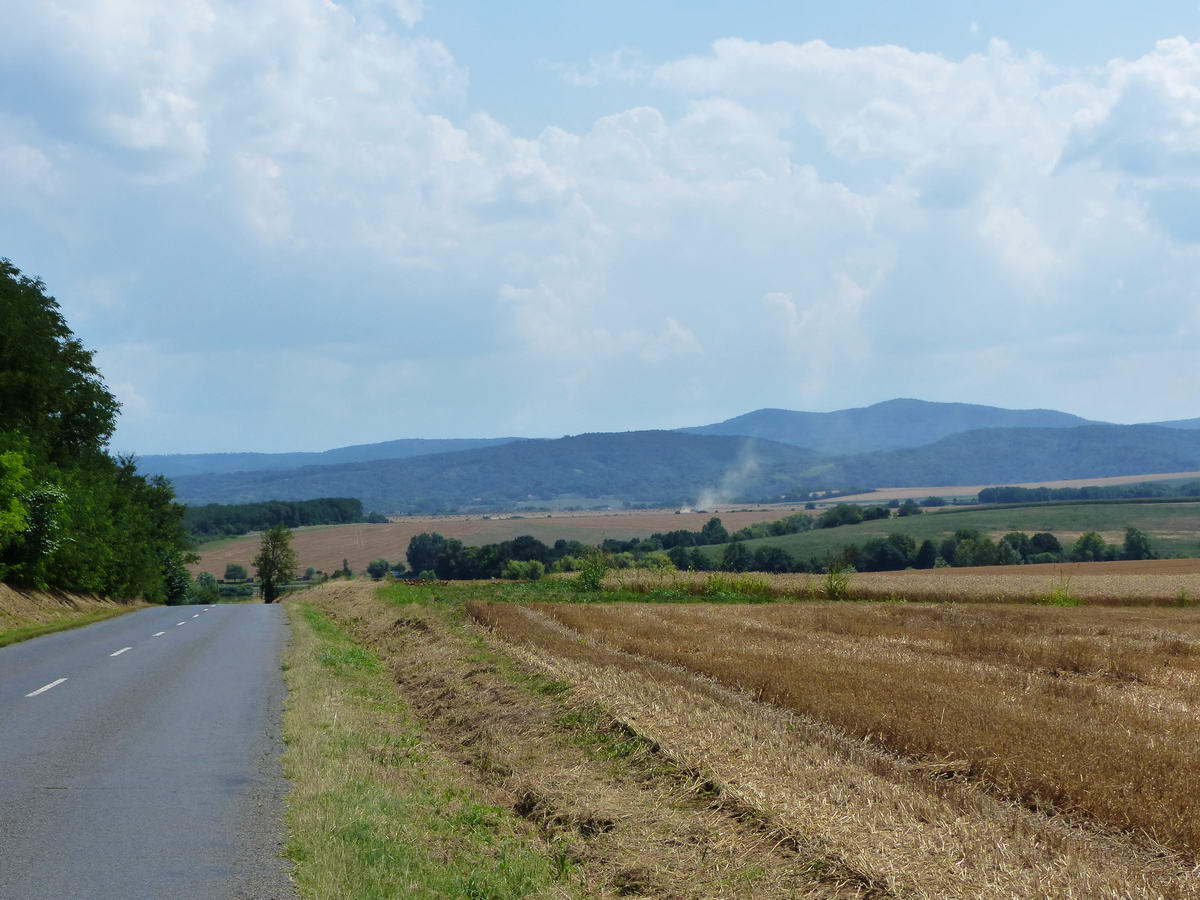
(467, 595, 1200, 897)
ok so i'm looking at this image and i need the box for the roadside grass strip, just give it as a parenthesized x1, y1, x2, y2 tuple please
(0, 607, 139, 649)
(281, 601, 580, 900)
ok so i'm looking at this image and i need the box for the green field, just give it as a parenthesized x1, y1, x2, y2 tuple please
(701, 501, 1200, 562)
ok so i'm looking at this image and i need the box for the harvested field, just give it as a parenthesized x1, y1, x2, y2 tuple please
(190, 504, 813, 575)
(607, 558, 1200, 605)
(469, 597, 1200, 896)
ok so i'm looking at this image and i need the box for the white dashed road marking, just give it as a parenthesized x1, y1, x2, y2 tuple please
(110, 647, 132, 657)
(176, 622, 186, 626)
(153, 631, 166, 636)
(26, 679, 67, 697)
(192, 614, 200, 618)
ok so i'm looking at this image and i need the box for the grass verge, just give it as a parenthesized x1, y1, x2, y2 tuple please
(0, 606, 141, 648)
(281, 600, 579, 900)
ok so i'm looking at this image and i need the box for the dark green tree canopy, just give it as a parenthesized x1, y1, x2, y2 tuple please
(0, 259, 120, 463)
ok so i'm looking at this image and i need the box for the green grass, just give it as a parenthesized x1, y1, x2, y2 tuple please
(0, 606, 140, 648)
(698, 500, 1200, 562)
(283, 601, 582, 899)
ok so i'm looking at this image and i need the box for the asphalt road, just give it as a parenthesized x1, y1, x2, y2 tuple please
(0, 604, 294, 899)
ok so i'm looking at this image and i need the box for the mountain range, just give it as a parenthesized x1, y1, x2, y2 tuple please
(142, 399, 1200, 513)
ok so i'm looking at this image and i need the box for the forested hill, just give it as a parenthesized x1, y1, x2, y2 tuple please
(682, 398, 1097, 455)
(170, 431, 821, 512)
(137, 437, 523, 479)
(169, 423, 1200, 514)
(824, 425, 1200, 488)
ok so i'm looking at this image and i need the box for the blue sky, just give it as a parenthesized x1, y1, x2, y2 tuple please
(3, 1, 1200, 452)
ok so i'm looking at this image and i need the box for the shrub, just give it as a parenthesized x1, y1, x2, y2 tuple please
(502, 559, 545, 580)
(574, 550, 609, 592)
(822, 566, 854, 601)
(1038, 576, 1080, 607)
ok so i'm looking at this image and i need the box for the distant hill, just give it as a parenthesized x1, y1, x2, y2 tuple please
(823, 425, 1200, 488)
(1149, 417, 1200, 430)
(137, 437, 523, 479)
(683, 398, 1098, 455)
(169, 431, 821, 513)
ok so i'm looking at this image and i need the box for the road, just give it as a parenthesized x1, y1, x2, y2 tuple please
(0, 604, 294, 899)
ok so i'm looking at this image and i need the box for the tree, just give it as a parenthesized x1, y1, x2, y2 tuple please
(753, 546, 795, 573)
(897, 499, 923, 517)
(253, 524, 297, 603)
(407, 532, 446, 574)
(1071, 531, 1106, 563)
(191, 571, 220, 605)
(699, 517, 728, 545)
(366, 558, 390, 580)
(224, 563, 248, 582)
(914, 539, 938, 569)
(1122, 526, 1154, 561)
(720, 540, 752, 572)
(1029, 532, 1062, 556)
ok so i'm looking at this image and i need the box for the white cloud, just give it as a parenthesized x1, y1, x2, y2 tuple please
(6, 12, 1200, 449)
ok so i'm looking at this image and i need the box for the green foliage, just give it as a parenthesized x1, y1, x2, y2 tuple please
(224, 563, 248, 581)
(821, 566, 853, 602)
(720, 540, 752, 572)
(574, 550, 609, 593)
(254, 524, 298, 603)
(0, 261, 192, 600)
(366, 558, 390, 580)
(1122, 526, 1155, 561)
(191, 571, 220, 605)
(1038, 576, 1080, 607)
(184, 497, 366, 541)
(501, 559, 545, 580)
(897, 499, 923, 517)
(1071, 531, 1108, 562)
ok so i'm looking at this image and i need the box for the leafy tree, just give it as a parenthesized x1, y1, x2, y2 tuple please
(1029, 532, 1062, 556)
(253, 524, 297, 603)
(341, 558, 352, 577)
(914, 539, 938, 569)
(753, 546, 795, 573)
(667, 545, 692, 569)
(897, 499, 923, 517)
(995, 541, 1022, 566)
(1071, 531, 1107, 563)
(720, 540, 752, 572)
(366, 558, 390, 580)
(407, 532, 446, 575)
(1001, 532, 1032, 560)
(699, 516, 728, 545)
(224, 563, 248, 581)
(921, 496, 947, 507)
(818, 504, 864, 529)
(1122, 526, 1154, 561)
(191, 572, 220, 605)
(502, 559, 545, 580)
(0, 449, 31, 548)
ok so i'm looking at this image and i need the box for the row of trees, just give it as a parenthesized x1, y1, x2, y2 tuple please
(978, 482, 1200, 504)
(183, 497, 381, 540)
(405, 532, 589, 580)
(0, 260, 194, 602)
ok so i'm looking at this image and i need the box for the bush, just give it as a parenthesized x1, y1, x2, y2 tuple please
(366, 558, 390, 580)
(821, 566, 853, 601)
(574, 550, 609, 592)
(502, 559, 545, 580)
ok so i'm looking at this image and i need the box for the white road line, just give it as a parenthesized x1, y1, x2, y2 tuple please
(176, 621, 186, 626)
(110, 647, 132, 657)
(192, 614, 200, 618)
(153, 631, 166, 636)
(26, 678, 67, 697)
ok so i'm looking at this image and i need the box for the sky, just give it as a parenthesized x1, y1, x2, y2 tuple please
(3, 1, 1200, 453)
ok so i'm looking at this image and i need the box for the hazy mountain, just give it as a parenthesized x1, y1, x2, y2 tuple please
(1147, 417, 1200, 430)
(169, 431, 820, 512)
(682, 398, 1099, 455)
(136, 437, 523, 479)
(824, 425, 1200, 488)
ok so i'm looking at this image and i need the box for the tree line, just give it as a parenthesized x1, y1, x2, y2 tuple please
(183, 497, 384, 540)
(0, 259, 193, 602)
(978, 481, 1200, 504)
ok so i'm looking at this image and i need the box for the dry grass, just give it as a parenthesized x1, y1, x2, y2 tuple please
(469, 600, 1200, 897)
(0, 584, 142, 646)
(302, 581, 870, 898)
(828, 470, 1200, 504)
(606, 559, 1200, 605)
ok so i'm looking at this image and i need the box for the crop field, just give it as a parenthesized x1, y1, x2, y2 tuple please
(467, 596, 1200, 897)
(707, 499, 1200, 562)
(607, 557, 1200, 604)
(190, 504, 812, 575)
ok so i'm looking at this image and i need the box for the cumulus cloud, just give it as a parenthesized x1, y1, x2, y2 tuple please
(3, 8, 1200, 451)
